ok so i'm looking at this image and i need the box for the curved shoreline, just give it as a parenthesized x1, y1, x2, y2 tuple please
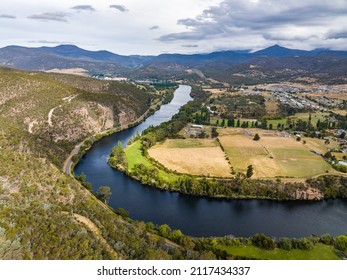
(62, 96, 164, 176)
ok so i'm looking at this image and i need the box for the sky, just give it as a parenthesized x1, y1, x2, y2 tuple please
(0, 0, 346, 55)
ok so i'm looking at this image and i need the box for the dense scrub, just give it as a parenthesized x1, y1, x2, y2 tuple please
(0, 68, 188, 259)
(0, 69, 150, 167)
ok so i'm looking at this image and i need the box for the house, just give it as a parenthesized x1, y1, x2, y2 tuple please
(187, 124, 204, 137)
(191, 124, 203, 129)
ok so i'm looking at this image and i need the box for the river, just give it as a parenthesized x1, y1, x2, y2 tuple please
(75, 85, 347, 237)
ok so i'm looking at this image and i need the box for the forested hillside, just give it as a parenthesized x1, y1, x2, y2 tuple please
(0, 68, 150, 166)
(0, 68, 177, 259)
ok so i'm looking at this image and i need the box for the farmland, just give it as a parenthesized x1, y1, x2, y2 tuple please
(148, 139, 231, 177)
(266, 112, 330, 129)
(147, 127, 337, 179)
(125, 141, 179, 183)
(217, 243, 340, 260)
(218, 128, 333, 178)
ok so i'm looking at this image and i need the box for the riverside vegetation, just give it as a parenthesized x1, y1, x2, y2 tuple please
(109, 86, 347, 201)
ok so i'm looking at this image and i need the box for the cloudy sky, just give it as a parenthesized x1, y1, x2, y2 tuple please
(0, 0, 346, 55)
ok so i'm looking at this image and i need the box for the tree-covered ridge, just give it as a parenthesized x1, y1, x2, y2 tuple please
(0, 68, 181, 259)
(0, 68, 150, 166)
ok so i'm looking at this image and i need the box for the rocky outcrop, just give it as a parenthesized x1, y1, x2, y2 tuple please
(294, 187, 324, 200)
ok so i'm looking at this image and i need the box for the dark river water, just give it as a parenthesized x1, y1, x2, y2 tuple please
(75, 85, 347, 237)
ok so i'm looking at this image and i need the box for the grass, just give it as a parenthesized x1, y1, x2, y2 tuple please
(264, 99, 279, 116)
(333, 109, 347, 116)
(218, 244, 340, 260)
(271, 149, 331, 178)
(125, 141, 179, 183)
(163, 138, 218, 148)
(267, 112, 330, 129)
(125, 141, 152, 170)
(148, 139, 231, 177)
(218, 128, 333, 178)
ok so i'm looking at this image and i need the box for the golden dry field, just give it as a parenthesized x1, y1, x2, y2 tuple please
(264, 99, 279, 115)
(218, 128, 333, 178)
(148, 139, 231, 177)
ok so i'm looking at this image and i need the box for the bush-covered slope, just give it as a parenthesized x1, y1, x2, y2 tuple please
(0, 68, 150, 166)
(0, 68, 179, 259)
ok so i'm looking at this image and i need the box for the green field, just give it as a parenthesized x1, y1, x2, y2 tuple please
(267, 112, 330, 129)
(125, 141, 179, 183)
(163, 138, 219, 148)
(218, 244, 340, 260)
(271, 148, 331, 178)
(125, 141, 152, 169)
(210, 117, 257, 127)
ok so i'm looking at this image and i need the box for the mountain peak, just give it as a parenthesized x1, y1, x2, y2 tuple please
(51, 44, 82, 51)
(253, 45, 310, 57)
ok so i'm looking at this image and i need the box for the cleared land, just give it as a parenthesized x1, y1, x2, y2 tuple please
(125, 141, 179, 183)
(218, 244, 340, 260)
(148, 139, 231, 177)
(264, 99, 279, 116)
(218, 128, 333, 178)
(267, 112, 330, 128)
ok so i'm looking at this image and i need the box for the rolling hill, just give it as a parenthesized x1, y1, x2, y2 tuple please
(1, 44, 347, 84)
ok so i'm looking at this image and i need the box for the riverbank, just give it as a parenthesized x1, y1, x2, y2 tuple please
(63, 89, 170, 176)
(109, 138, 347, 201)
(75, 85, 347, 239)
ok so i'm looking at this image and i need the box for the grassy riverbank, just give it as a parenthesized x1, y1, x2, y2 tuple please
(217, 243, 340, 260)
(111, 138, 347, 200)
(125, 141, 179, 184)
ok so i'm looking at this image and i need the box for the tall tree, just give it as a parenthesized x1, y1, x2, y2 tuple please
(98, 186, 112, 204)
(246, 165, 254, 178)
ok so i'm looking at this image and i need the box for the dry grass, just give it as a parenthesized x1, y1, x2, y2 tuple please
(218, 128, 333, 178)
(148, 139, 231, 177)
(308, 93, 347, 101)
(45, 68, 88, 76)
(73, 213, 120, 259)
(333, 109, 347, 116)
(265, 99, 279, 115)
(303, 138, 338, 154)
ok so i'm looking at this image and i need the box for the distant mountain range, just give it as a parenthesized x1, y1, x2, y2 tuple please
(0, 44, 346, 84)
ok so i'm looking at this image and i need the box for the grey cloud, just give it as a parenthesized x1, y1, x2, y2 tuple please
(263, 33, 318, 41)
(110, 5, 128, 12)
(326, 30, 347, 39)
(70, 5, 95, 12)
(159, 32, 206, 42)
(158, 0, 347, 43)
(0, 14, 16, 19)
(28, 12, 69, 22)
(182, 44, 198, 48)
(28, 40, 73, 44)
(177, 18, 200, 27)
(149, 25, 159, 30)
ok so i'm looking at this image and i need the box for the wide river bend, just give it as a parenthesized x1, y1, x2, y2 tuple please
(75, 85, 347, 237)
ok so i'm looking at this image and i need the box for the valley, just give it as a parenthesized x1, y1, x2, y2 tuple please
(0, 44, 347, 260)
